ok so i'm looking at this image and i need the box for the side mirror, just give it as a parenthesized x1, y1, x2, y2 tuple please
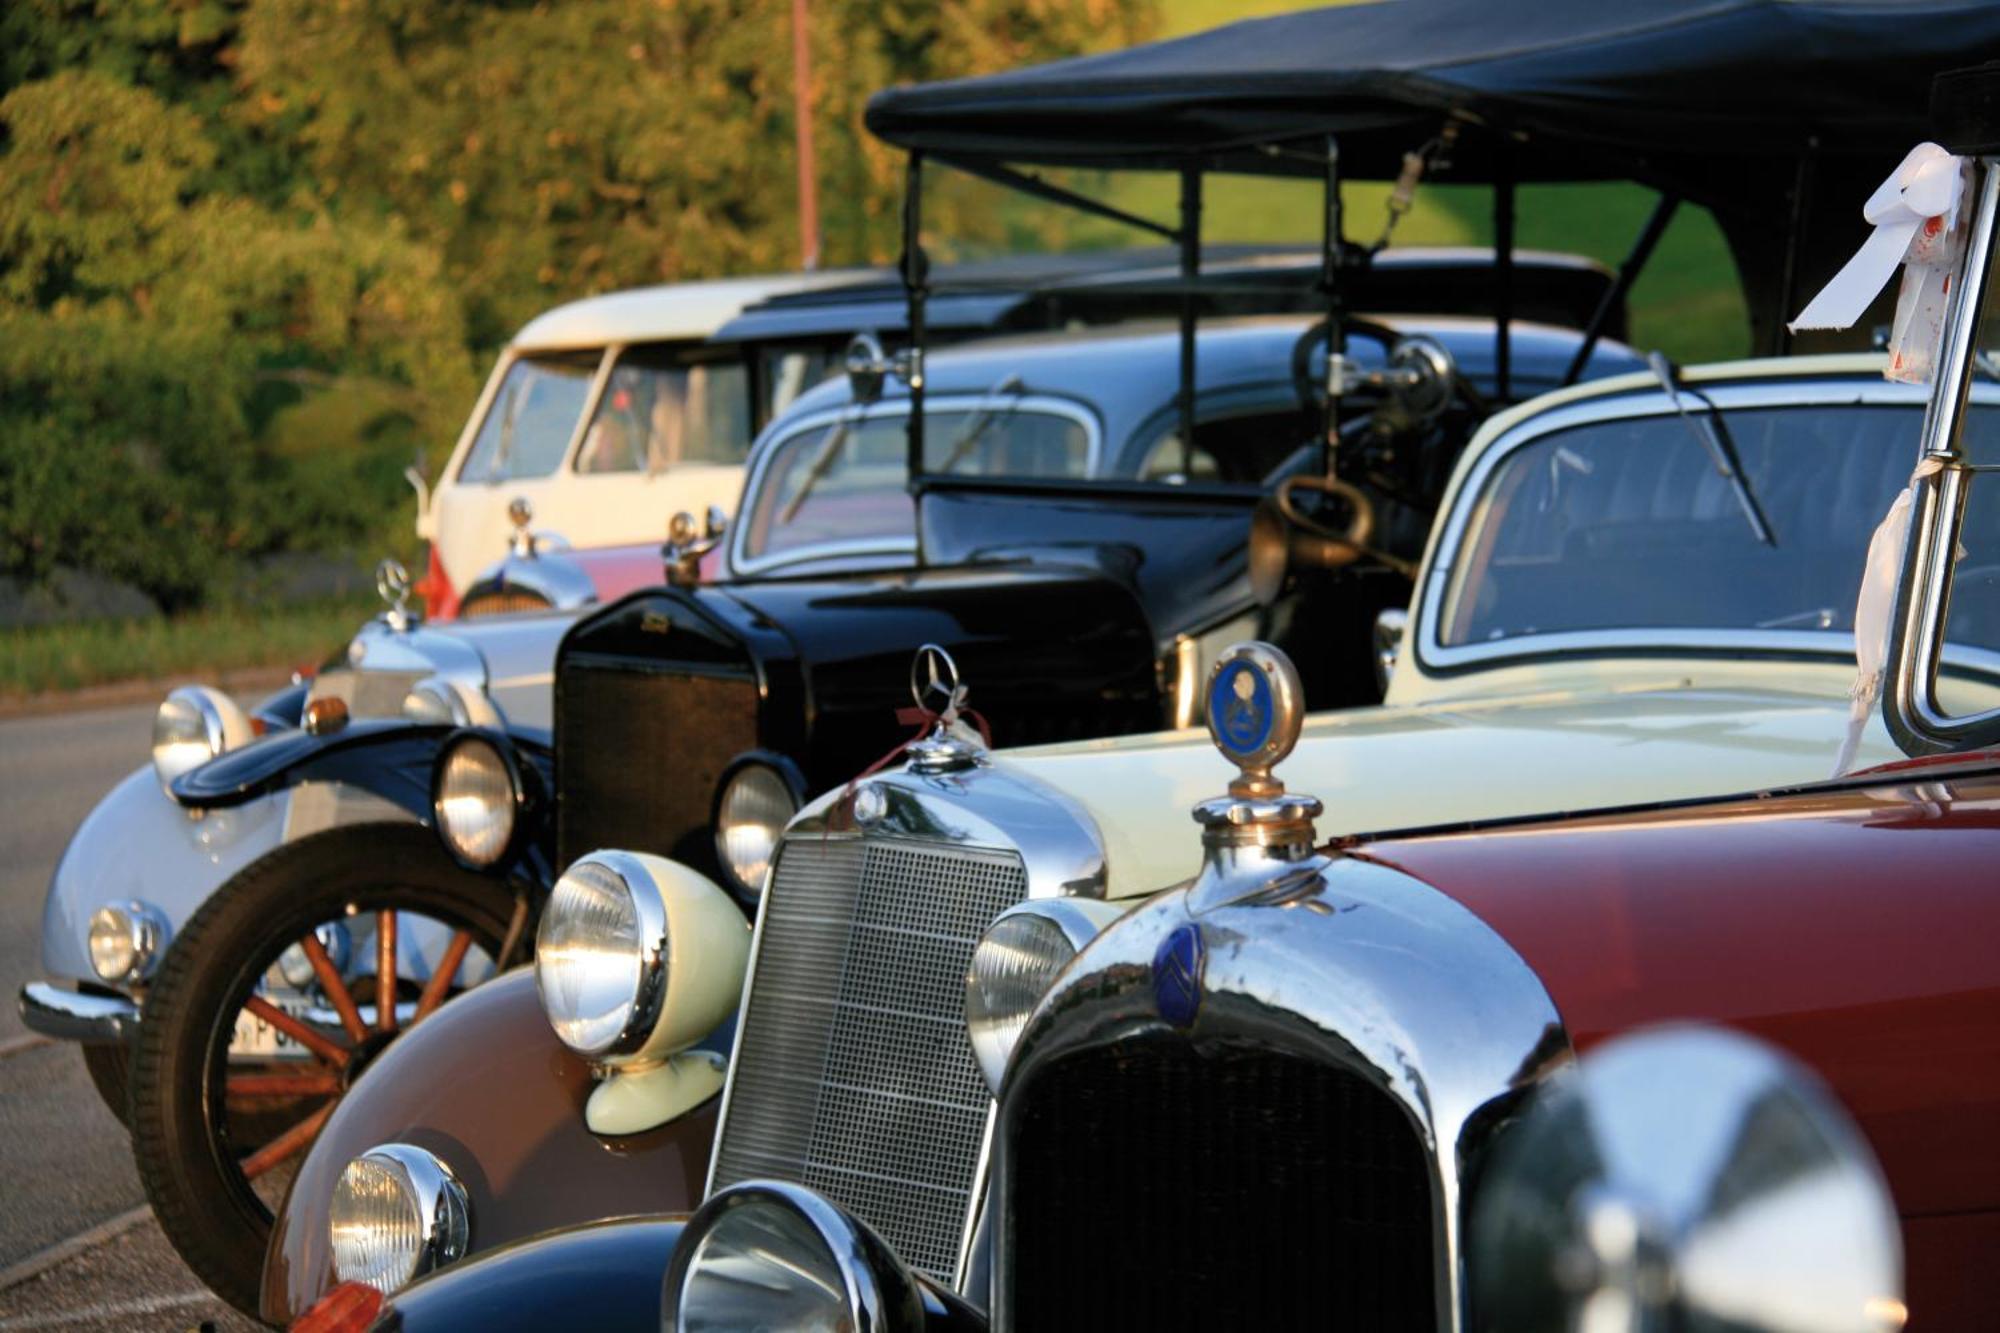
(845, 332, 889, 405)
(1373, 607, 1408, 696)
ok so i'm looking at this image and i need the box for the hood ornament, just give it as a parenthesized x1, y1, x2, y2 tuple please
(375, 557, 417, 633)
(662, 506, 727, 587)
(507, 496, 539, 558)
(1188, 642, 1325, 910)
(905, 643, 981, 774)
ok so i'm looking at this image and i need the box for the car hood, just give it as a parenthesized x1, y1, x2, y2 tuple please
(999, 680, 1899, 900)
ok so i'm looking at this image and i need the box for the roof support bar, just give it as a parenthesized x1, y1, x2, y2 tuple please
(1322, 133, 1346, 477)
(902, 150, 929, 545)
(938, 155, 1182, 243)
(1493, 144, 1515, 401)
(1774, 143, 1819, 357)
(1178, 166, 1202, 469)
(1562, 192, 1679, 386)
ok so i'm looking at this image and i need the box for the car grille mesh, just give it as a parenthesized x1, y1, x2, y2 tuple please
(1005, 1038, 1438, 1330)
(306, 668, 426, 720)
(711, 834, 1028, 1284)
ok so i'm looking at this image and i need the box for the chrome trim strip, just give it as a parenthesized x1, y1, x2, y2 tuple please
(1416, 374, 2000, 675)
(726, 393, 1103, 578)
(18, 982, 138, 1045)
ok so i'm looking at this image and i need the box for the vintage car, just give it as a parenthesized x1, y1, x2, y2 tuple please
(139, 295, 1596, 1317)
(265, 340, 2000, 1322)
(339, 45, 2000, 1333)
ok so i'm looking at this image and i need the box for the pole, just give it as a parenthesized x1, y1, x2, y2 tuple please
(901, 152, 928, 492)
(1178, 167, 1202, 471)
(1562, 194, 1679, 386)
(1493, 142, 1515, 402)
(790, 0, 821, 270)
(1323, 134, 1345, 477)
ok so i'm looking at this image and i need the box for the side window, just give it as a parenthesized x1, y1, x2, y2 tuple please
(762, 346, 839, 422)
(1129, 409, 1311, 485)
(457, 352, 601, 483)
(574, 345, 753, 475)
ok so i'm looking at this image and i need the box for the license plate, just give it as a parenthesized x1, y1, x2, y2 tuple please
(229, 996, 316, 1061)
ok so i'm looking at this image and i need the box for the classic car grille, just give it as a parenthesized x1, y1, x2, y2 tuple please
(306, 668, 427, 720)
(1006, 1039, 1438, 1330)
(555, 658, 757, 873)
(710, 834, 1028, 1284)
(457, 588, 552, 618)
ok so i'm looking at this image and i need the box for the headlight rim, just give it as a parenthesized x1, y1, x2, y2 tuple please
(150, 685, 251, 789)
(709, 752, 806, 901)
(662, 1180, 924, 1333)
(328, 1141, 471, 1296)
(86, 899, 170, 985)
(535, 849, 672, 1064)
(428, 729, 526, 872)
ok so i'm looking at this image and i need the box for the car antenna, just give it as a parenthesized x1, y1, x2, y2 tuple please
(1647, 350, 1777, 547)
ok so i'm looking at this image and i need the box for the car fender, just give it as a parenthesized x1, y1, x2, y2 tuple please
(38, 765, 408, 984)
(373, 1217, 687, 1333)
(264, 968, 722, 1324)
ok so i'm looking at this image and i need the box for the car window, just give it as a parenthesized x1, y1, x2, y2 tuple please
(574, 346, 752, 474)
(457, 352, 601, 483)
(1128, 408, 1311, 485)
(763, 346, 840, 422)
(740, 407, 1091, 565)
(1439, 403, 1969, 648)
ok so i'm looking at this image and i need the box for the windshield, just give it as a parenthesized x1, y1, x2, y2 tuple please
(739, 405, 1092, 565)
(1439, 402, 1944, 649)
(574, 345, 753, 473)
(457, 352, 600, 483)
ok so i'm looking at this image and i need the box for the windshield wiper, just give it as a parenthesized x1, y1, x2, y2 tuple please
(934, 375, 1026, 476)
(777, 416, 855, 525)
(1648, 351, 1776, 547)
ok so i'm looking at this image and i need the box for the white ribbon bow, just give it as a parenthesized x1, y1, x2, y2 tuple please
(1790, 142, 1963, 334)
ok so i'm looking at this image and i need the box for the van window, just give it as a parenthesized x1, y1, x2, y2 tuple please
(458, 352, 600, 483)
(574, 346, 752, 474)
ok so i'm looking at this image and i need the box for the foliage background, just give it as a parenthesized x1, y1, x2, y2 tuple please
(0, 0, 1743, 618)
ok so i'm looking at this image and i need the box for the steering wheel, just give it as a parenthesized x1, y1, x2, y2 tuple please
(1289, 316, 1408, 419)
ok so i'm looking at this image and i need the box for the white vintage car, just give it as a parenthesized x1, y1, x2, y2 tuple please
(416, 272, 861, 614)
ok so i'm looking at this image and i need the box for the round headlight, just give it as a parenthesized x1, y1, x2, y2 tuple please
(965, 898, 1124, 1093)
(535, 854, 661, 1059)
(328, 1144, 469, 1296)
(432, 736, 518, 868)
(151, 685, 251, 787)
(665, 1182, 922, 1333)
(87, 901, 168, 984)
(713, 760, 799, 897)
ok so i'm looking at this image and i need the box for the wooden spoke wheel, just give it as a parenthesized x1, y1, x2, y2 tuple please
(129, 823, 526, 1317)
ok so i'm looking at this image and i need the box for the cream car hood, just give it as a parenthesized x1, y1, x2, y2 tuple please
(1002, 680, 1901, 901)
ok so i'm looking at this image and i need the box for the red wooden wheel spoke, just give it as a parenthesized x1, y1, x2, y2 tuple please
(239, 1101, 335, 1180)
(415, 929, 475, 1022)
(243, 995, 349, 1067)
(301, 932, 366, 1043)
(226, 1070, 342, 1098)
(376, 910, 398, 1033)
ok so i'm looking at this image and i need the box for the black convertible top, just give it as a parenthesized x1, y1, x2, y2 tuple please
(867, 0, 2000, 183)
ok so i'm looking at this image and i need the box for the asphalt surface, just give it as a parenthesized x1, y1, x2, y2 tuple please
(0, 706, 258, 1330)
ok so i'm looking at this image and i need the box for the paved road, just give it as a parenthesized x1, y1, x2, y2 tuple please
(0, 706, 256, 1329)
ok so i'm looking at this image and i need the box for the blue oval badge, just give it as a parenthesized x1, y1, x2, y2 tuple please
(1209, 659, 1274, 759)
(1151, 922, 1206, 1028)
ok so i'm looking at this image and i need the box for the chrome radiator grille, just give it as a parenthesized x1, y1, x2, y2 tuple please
(307, 668, 427, 719)
(710, 834, 1028, 1284)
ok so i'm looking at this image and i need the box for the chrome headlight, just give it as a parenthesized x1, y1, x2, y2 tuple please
(86, 900, 169, 984)
(431, 734, 519, 868)
(1471, 1024, 1904, 1333)
(534, 850, 747, 1066)
(712, 758, 801, 898)
(664, 1181, 923, 1333)
(965, 898, 1125, 1093)
(151, 685, 251, 788)
(402, 676, 502, 729)
(328, 1144, 470, 1296)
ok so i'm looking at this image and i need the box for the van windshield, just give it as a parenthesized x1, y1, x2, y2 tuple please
(1439, 402, 1986, 649)
(458, 352, 600, 483)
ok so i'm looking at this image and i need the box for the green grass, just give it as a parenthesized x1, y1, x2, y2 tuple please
(0, 596, 379, 699)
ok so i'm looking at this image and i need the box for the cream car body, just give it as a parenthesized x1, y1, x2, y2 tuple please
(999, 354, 2000, 900)
(422, 273, 861, 603)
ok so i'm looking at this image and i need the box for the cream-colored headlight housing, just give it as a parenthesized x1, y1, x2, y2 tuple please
(328, 1143, 469, 1296)
(151, 685, 252, 789)
(965, 898, 1125, 1094)
(534, 850, 750, 1134)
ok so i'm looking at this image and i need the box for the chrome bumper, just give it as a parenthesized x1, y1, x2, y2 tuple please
(17, 983, 138, 1044)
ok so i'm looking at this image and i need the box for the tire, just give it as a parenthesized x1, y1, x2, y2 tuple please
(80, 1043, 131, 1129)
(129, 822, 523, 1317)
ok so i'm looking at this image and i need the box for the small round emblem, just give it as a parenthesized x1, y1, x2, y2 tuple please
(1203, 642, 1305, 785)
(910, 642, 963, 717)
(1151, 922, 1206, 1028)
